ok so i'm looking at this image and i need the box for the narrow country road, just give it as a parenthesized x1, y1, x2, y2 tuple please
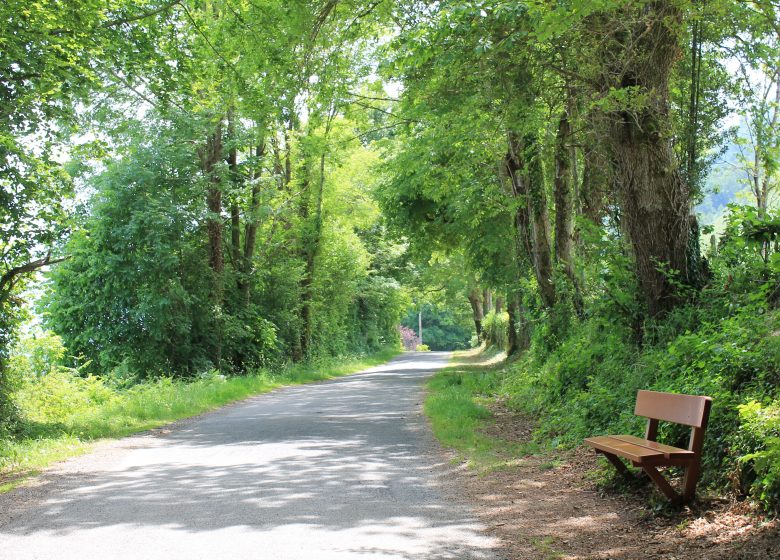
(0, 352, 497, 559)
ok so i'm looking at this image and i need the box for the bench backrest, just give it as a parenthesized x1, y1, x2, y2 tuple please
(634, 390, 712, 428)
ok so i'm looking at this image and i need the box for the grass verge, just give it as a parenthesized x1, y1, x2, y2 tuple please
(0, 346, 400, 491)
(424, 346, 531, 471)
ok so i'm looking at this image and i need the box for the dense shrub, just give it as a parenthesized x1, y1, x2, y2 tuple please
(482, 311, 508, 350)
(738, 400, 780, 513)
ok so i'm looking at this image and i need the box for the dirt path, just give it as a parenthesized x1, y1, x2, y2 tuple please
(449, 392, 779, 559)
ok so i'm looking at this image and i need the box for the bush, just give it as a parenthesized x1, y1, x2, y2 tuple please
(15, 369, 117, 424)
(482, 311, 508, 350)
(416, 344, 430, 351)
(738, 400, 780, 513)
(399, 325, 420, 351)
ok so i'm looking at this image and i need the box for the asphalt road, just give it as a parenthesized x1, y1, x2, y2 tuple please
(0, 352, 497, 559)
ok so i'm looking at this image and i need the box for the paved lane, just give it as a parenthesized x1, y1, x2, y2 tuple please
(0, 352, 497, 559)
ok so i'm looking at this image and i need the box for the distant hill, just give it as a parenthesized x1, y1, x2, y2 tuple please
(697, 127, 757, 228)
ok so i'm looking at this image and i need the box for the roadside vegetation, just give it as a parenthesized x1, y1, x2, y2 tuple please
(425, 348, 516, 469)
(429, 302, 780, 515)
(427, 350, 780, 560)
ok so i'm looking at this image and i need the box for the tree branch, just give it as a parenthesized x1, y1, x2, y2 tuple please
(100, 0, 183, 29)
(0, 252, 69, 301)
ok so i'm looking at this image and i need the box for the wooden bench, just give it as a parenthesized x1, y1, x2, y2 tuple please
(584, 390, 713, 503)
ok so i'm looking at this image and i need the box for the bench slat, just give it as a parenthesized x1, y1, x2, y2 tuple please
(608, 435, 694, 460)
(584, 435, 663, 463)
(634, 390, 712, 427)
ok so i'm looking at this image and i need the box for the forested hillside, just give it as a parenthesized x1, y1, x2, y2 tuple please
(1, 0, 779, 514)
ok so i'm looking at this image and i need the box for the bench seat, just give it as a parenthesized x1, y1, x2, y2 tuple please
(585, 435, 694, 464)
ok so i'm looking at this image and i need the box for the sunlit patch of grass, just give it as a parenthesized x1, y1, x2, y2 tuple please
(0, 346, 400, 491)
(538, 459, 563, 471)
(530, 536, 564, 560)
(425, 348, 536, 470)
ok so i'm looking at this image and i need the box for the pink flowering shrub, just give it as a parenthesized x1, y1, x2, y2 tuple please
(399, 326, 420, 351)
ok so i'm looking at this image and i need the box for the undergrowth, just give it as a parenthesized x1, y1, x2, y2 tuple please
(501, 303, 780, 513)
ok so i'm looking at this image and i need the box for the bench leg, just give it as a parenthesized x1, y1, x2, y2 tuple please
(641, 465, 681, 504)
(596, 450, 634, 481)
(682, 461, 700, 502)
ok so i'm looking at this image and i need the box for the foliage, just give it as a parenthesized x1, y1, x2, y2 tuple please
(399, 326, 420, 351)
(738, 400, 780, 514)
(400, 304, 472, 351)
(482, 311, 508, 350)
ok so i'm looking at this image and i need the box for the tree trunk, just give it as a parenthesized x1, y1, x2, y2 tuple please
(299, 148, 326, 359)
(505, 150, 534, 265)
(483, 288, 493, 315)
(581, 144, 609, 225)
(495, 296, 504, 314)
(554, 111, 584, 317)
(507, 296, 530, 355)
(198, 122, 224, 368)
(242, 142, 265, 305)
(594, 1, 691, 317)
(506, 297, 519, 356)
(467, 289, 484, 339)
(227, 112, 241, 274)
(296, 165, 312, 361)
(297, 131, 330, 360)
(506, 132, 556, 308)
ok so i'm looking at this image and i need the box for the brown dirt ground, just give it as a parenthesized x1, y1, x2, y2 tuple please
(450, 401, 779, 560)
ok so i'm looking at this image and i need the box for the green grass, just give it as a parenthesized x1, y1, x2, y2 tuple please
(424, 349, 532, 470)
(530, 536, 564, 560)
(0, 346, 400, 490)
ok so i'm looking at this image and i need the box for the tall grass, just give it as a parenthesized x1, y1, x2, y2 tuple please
(0, 346, 399, 487)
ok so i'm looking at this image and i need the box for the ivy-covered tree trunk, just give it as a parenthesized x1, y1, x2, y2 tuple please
(595, 0, 691, 317)
(553, 111, 583, 316)
(227, 113, 241, 277)
(0, 357, 19, 435)
(242, 142, 265, 306)
(580, 142, 609, 225)
(506, 296, 530, 356)
(296, 169, 312, 361)
(298, 148, 326, 360)
(506, 133, 556, 308)
(506, 296, 519, 356)
(483, 288, 492, 314)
